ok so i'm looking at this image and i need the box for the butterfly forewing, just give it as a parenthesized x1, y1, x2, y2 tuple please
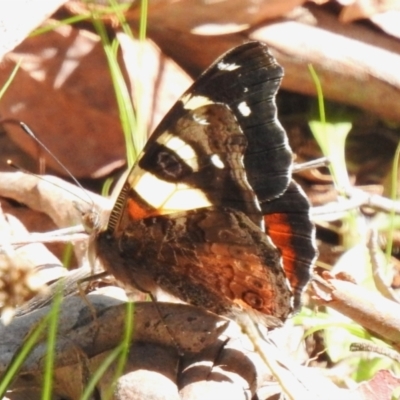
(178, 42, 293, 203)
(110, 103, 264, 230)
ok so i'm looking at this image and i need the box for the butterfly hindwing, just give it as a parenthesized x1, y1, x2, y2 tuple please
(262, 181, 316, 311)
(97, 207, 292, 327)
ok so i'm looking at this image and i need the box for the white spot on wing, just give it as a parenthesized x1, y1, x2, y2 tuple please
(163, 186, 211, 211)
(210, 154, 224, 169)
(217, 61, 240, 71)
(181, 94, 213, 110)
(132, 171, 211, 212)
(193, 113, 209, 125)
(238, 101, 251, 117)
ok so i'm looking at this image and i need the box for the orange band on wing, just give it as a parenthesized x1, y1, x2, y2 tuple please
(127, 198, 160, 220)
(264, 213, 298, 290)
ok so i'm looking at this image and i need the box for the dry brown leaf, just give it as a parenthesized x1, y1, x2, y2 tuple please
(250, 5, 400, 123)
(1, 27, 200, 179)
(311, 272, 400, 348)
(95, 0, 311, 36)
(355, 369, 400, 400)
(117, 34, 192, 135)
(338, 0, 400, 22)
(370, 10, 400, 39)
(0, 0, 67, 61)
(338, 0, 400, 38)
(0, 171, 108, 229)
(0, 25, 125, 178)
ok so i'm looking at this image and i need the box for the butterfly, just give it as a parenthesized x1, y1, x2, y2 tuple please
(92, 41, 316, 327)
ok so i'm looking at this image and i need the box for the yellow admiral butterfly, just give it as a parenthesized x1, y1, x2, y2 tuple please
(93, 41, 316, 327)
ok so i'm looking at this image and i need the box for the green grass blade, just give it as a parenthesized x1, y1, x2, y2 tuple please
(138, 0, 148, 42)
(309, 119, 352, 188)
(91, 14, 138, 166)
(41, 285, 63, 400)
(103, 301, 134, 400)
(30, 1, 131, 37)
(0, 61, 21, 100)
(108, 0, 134, 38)
(308, 64, 326, 125)
(307, 64, 352, 191)
(108, 0, 149, 161)
(80, 345, 123, 400)
(0, 317, 48, 397)
(80, 301, 135, 400)
(62, 242, 74, 268)
(392, 386, 400, 400)
(31, 14, 91, 36)
(385, 142, 400, 261)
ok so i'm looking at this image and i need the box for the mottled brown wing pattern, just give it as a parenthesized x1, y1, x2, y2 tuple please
(96, 208, 292, 327)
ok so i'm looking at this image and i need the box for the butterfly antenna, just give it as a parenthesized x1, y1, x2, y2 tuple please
(7, 159, 92, 207)
(3, 119, 93, 207)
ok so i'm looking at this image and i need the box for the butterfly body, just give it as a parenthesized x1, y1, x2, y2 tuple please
(94, 42, 316, 327)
